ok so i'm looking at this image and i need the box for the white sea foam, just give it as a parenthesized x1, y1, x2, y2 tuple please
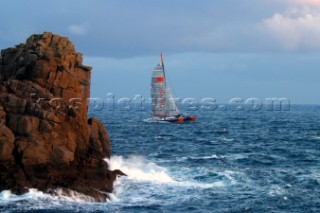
(221, 170, 238, 185)
(106, 155, 176, 184)
(0, 156, 239, 210)
(177, 180, 226, 189)
(108, 192, 119, 202)
(106, 155, 230, 192)
(222, 138, 234, 142)
(0, 190, 13, 200)
(0, 188, 102, 204)
(0, 156, 244, 207)
(177, 154, 220, 161)
(0, 188, 49, 202)
(52, 188, 97, 202)
(268, 185, 286, 197)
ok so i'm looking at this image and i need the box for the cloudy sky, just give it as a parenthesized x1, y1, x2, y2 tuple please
(1, 0, 319, 104)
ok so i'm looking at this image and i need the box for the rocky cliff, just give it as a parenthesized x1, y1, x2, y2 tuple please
(0, 32, 123, 201)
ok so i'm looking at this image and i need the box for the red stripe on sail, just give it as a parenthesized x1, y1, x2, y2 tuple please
(157, 77, 164, 83)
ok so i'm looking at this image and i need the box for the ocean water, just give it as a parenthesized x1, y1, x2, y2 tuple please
(1, 105, 319, 212)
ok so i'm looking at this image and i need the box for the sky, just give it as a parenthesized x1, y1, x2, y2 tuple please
(0, 0, 319, 104)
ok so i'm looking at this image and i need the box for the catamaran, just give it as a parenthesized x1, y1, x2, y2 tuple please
(144, 53, 196, 124)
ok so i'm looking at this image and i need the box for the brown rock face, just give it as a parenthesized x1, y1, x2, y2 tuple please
(0, 32, 122, 201)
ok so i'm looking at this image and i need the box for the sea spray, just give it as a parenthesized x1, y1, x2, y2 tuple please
(0, 190, 12, 201)
(51, 189, 98, 202)
(0, 189, 47, 203)
(0, 188, 100, 204)
(106, 155, 176, 184)
(105, 155, 232, 190)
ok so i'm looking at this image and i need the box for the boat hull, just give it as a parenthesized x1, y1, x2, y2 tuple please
(143, 116, 196, 124)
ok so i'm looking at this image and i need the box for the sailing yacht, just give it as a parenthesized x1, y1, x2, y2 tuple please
(144, 53, 196, 123)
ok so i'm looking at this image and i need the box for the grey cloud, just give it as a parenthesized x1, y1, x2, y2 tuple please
(1, 0, 320, 58)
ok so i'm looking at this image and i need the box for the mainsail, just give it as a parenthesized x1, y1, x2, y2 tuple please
(151, 54, 180, 117)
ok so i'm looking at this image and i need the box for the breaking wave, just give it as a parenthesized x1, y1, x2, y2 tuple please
(106, 155, 176, 184)
(106, 155, 234, 190)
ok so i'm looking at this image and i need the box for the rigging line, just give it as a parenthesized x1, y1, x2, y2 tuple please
(161, 52, 180, 114)
(162, 53, 179, 105)
(161, 52, 167, 87)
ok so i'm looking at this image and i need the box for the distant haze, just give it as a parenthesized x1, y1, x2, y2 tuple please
(1, 0, 319, 104)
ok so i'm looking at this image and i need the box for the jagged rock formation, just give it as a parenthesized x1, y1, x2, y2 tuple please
(0, 32, 123, 201)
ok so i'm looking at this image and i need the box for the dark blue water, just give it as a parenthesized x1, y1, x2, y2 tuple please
(1, 105, 319, 212)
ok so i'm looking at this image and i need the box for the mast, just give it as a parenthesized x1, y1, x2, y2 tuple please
(160, 52, 167, 117)
(160, 52, 167, 86)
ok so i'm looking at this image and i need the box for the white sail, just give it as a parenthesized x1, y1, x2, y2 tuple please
(151, 56, 179, 118)
(165, 86, 180, 116)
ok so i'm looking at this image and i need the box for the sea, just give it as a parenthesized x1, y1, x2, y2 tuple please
(0, 104, 319, 212)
